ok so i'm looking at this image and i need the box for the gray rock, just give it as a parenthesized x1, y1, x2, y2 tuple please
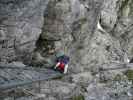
(0, 0, 132, 73)
(85, 79, 133, 100)
(35, 0, 124, 72)
(71, 72, 93, 86)
(85, 83, 110, 100)
(0, 0, 133, 99)
(41, 80, 80, 100)
(0, 0, 49, 63)
(101, 0, 133, 60)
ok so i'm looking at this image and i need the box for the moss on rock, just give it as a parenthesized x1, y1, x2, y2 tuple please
(71, 94, 85, 100)
(125, 70, 133, 81)
(113, 74, 123, 81)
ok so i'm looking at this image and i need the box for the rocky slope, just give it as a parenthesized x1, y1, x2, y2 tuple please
(0, 0, 133, 100)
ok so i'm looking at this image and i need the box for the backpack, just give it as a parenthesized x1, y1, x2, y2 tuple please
(56, 55, 70, 64)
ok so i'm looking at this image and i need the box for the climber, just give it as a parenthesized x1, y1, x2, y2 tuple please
(54, 52, 70, 74)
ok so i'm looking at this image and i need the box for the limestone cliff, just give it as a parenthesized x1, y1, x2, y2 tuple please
(0, 0, 133, 99)
(1, 0, 133, 72)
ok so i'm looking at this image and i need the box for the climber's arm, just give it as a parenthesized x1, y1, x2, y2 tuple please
(54, 62, 60, 69)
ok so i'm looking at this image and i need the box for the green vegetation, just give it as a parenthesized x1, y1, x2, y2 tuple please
(71, 94, 85, 100)
(120, 0, 130, 17)
(128, 0, 133, 17)
(113, 74, 123, 81)
(73, 18, 87, 29)
(119, 0, 133, 17)
(125, 70, 133, 81)
(53, 75, 64, 80)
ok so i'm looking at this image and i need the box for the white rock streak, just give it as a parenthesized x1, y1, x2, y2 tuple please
(97, 20, 106, 33)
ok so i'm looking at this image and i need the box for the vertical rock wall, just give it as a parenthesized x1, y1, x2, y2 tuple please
(36, 0, 133, 72)
(0, 0, 49, 63)
(0, 0, 133, 73)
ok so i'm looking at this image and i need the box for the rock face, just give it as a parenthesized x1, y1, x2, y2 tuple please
(85, 79, 133, 100)
(35, 0, 133, 72)
(0, 0, 49, 63)
(100, 0, 133, 61)
(0, 0, 133, 72)
(0, 0, 133, 100)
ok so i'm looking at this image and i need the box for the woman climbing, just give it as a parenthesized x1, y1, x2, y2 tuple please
(54, 52, 70, 74)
